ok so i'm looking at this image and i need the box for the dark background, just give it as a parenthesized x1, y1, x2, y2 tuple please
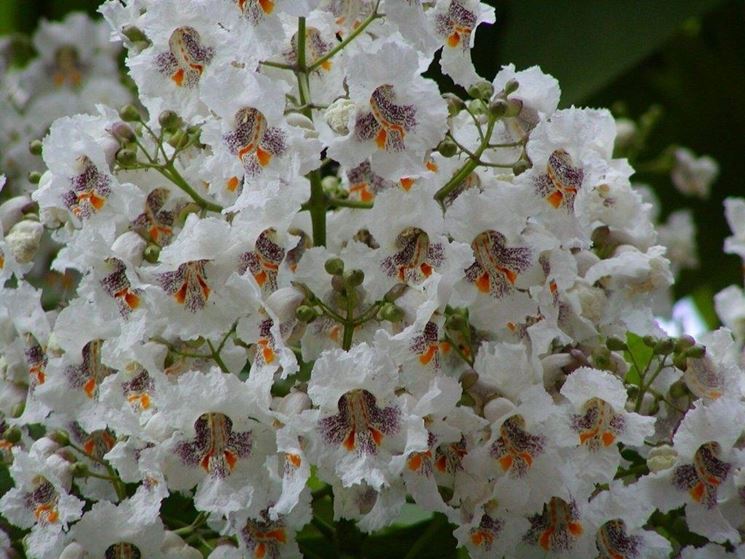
(2, 0, 744, 326)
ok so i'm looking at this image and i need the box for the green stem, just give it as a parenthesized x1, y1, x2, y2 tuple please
(307, 2, 382, 72)
(259, 59, 295, 70)
(207, 339, 229, 373)
(434, 116, 498, 205)
(341, 291, 355, 351)
(161, 162, 223, 213)
(328, 197, 373, 209)
(308, 170, 327, 246)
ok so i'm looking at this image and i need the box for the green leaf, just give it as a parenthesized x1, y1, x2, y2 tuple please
(624, 332, 654, 386)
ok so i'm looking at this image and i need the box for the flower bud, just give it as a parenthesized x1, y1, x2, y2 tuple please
(28, 171, 42, 184)
(158, 110, 182, 132)
(642, 335, 656, 347)
(669, 380, 689, 398)
(674, 335, 696, 353)
(343, 268, 364, 287)
(672, 353, 688, 371)
(437, 139, 458, 158)
(653, 338, 674, 355)
(0, 195, 33, 233)
(379, 302, 404, 322)
(11, 401, 25, 418)
(3, 426, 21, 444)
(383, 283, 407, 302)
(467, 81, 494, 101)
(459, 370, 479, 389)
(321, 175, 341, 193)
(49, 431, 70, 446)
(488, 98, 508, 118)
(324, 98, 356, 135)
(504, 98, 523, 117)
(685, 345, 706, 359)
(110, 121, 135, 144)
(442, 92, 465, 116)
(483, 397, 516, 423)
(7, 219, 43, 263)
(71, 462, 90, 478)
(112, 231, 147, 267)
(512, 158, 530, 176)
(467, 99, 487, 116)
(296, 305, 319, 323)
(143, 243, 161, 263)
(28, 139, 43, 156)
(324, 257, 345, 276)
(119, 104, 141, 122)
(167, 129, 189, 149)
(647, 444, 677, 473)
(59, 543, 86, 559)
(502, 78, 519, 96)
(605, 337, 627, 351)
(115, 148, 137, 166)
(445, 314, 467, 331)
(331, 274, 346, 292)
(276, 391, 312, 416)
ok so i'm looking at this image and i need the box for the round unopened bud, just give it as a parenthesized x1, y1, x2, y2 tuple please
(442, 93, 465, 116)
(167, 129, 188, 149)
(143, 243, 161, 263)
(324, 257, 345, 276)
(606, 337, 627, 351)
(71, 462, 90, 478)
(467, 81, 495, 101)
(119, 104, 141, 122)
(642, 335, 656, 347)
(647, 444, 677, 473)
(488, 98, 508, 118)
(331, 274, 346, 292)
(669, 380, 689, 399)
(49, 431, 69, 447)
(3, 426, 22, 444)
(110, 121, 136, 144)
(115, 148, 137, 166)
(459, 370, 479, 389)
(158, 110, 182, 132)
(674, 335, 696, 353)
(502, 79, 519, 96)
(467, 99, 487, 116)
(672, 353, 688, 371)
(343, 268, 365, 287)
(11, 401, 25, 418)
(28, 171, 42, 184)
(437, 139, 458, 158)
(685, 345, 706, 359)
(7, 219, 43, 263)
(295, 305, 319, 323)
(324, 98, 356, 135)
(276, 391, 312, 416)
(378, 302, 404, 322)
(28, 139, 43, 156)
(122, 25, 147, 44)
(504, 98, 523, 118)
(512, 159, 530, 176)
(653, 338, 674, 355)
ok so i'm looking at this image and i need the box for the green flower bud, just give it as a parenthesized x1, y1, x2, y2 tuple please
(143, 243, 161, 263)
(331, 275, 346, 293)
(642, 335, 656, 347)
(653, 338, 674, 355)
(672, 353, 688, 371)
(115, 148, 137, 166)
(442, 93, 465, 116)
(28, 139, 43, 156)
(467, 99, 487, 116)
(343, 269, 365, 288)
(488, 98, 508, 118)
(27, 171, 42, 184)
(685, 345, 706, 359)
(502, 79, 519, 96)
(467, 81, 495, 101)
(445, 314, 467, 331)
(512, 159, 531, 176)
(49, 431, 70, 446)
(324, 257, 345, 276)
(437, 139, 458, 158)
(383, 283, 408, 302)
(167, 129, 189, 149)
(71, 462, 90, 478)
(158, 110, 182, 132)
(378, 303, 405, 322)
(504, 98, 523, 118)
(11, 401, 25, 418)
(674, 335, 696, 353)
(119, 104, 141, 122)
(111, 121, 135, 144)
(296, 305, 319, 323)
(669, 380, 689, 399)
(606, 337, 628, 351)
(3, 427, 21, 444)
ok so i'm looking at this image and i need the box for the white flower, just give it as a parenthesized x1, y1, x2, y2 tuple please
(671, 147, 718, 199)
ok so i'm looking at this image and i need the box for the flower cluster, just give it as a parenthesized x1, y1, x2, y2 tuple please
(0, 1, 743, 558)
